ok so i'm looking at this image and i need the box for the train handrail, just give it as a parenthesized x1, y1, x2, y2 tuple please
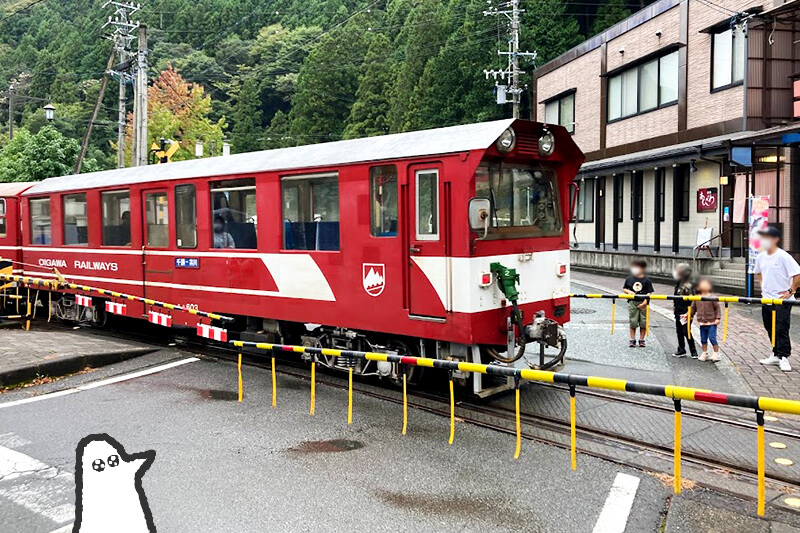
(0, 273, 235, 323)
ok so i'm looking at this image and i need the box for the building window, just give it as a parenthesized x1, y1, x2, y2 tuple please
(101, 190, 130, 246)
(29, 198, 51, 245)
(630, 172, 643, 222)
(63, 193, 88, 246)
(370, 165, 398, 237)
(712, 26, 745, 90)
(175, 184, 197, 249)
(658, 169, 666, 222)
(544, 92, 575, 133)
(614, 175, 624, 222)
(211, 179, 257, 249)
(576, 179, 594, 223)
(282, 173, 339, 251)
(144, 192, 169, 248)
(0, 199, 6, 237)
(608, 50, 679, 122)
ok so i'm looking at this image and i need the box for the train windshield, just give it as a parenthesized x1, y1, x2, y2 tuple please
(475, 162, 562, 238)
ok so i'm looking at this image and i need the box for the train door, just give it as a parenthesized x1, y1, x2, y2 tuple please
(141, 189, 172, 302)
(406, 164, 448, 318)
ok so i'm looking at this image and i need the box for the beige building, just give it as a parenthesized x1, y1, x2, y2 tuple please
(532, 0, 800, 290)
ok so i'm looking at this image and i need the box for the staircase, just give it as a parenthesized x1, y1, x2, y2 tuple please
(700, 257, 748, 294)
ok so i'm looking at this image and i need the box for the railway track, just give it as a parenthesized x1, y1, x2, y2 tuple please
(25, 319, 800, 502)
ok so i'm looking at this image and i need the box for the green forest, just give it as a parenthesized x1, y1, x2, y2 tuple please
(0, 0, 653, 180)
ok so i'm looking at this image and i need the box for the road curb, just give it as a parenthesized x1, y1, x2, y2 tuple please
(0, 347, 157, 387)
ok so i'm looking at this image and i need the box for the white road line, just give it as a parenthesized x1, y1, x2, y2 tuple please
(0, 444, 74, 526)
(592, 472, 641, 533)
(0, 357, 200, 409)
(49, 524, 73, 533)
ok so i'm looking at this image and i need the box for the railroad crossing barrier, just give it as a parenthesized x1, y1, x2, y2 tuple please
(0, 272, 234, 324)
(230, 339, 800, 517)
(571, 293, 800, 347)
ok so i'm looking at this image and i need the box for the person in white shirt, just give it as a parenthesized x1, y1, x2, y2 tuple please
(754, 225, 800, 372)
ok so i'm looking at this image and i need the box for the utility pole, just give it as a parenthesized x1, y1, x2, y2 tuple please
(483, 0, 536, 119)
(103, 1, 140, 168)
(132, 24, 148, 167)
(75, 50, 117, 174)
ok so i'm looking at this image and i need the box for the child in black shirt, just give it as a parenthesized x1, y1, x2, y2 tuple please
(622, 258, 654, 348)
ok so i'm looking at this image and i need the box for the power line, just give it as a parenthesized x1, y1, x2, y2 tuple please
(0, 0, 50, 24)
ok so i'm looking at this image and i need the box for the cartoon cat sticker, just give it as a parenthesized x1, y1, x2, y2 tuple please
(73, 434, 156, 533)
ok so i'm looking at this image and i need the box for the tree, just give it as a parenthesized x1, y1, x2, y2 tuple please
(592, 0, 631, 35)
(230, 76, 263, 153)
(343, 34, 393, 139)
(124, 65, 226, 162)
(0, 126, 98, 182)
(522, 0, 584, 65)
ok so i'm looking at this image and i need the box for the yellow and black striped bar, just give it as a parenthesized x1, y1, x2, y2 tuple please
(230, 340, 800, 416)
(0, 273, 235, 324)
(572, 293, 798, 307)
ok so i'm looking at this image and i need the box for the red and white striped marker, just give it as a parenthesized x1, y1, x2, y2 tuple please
(148, 311, 172, 327)
(76, 294, 92, 307)
(105, 301, 127, 316)
(197, 323, 227, 342)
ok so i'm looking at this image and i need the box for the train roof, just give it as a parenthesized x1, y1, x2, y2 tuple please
(24, 119, 518, 195)
(0, 182, 34, 196)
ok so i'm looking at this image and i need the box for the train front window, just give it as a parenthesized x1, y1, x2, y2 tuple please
(475, 163, 562, 237)
(211, 179, 257, 250)
(29, 198, 51, 245)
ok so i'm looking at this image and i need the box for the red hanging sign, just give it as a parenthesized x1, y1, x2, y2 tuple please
(697, 187, 718, 212)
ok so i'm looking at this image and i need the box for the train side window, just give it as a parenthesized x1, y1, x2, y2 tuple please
(416, 169, 439, 240)
(144, 192, 169, 248)
(175, 184, 197, 248)
(370, 165, 397, 237)
(101, 190, 131, 246)
(63, 193, 88, 246)
(0, 199, 5, 237)
(210, 179, 257, 250)
(29, 198, 51, 245)
(281, 173, 339, 251)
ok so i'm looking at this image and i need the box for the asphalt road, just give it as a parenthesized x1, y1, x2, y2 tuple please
(0, 349, 673, 533)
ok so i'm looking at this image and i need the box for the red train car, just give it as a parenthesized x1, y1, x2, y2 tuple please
(11, 119, 584, 395)
(0, 182, 33, 279)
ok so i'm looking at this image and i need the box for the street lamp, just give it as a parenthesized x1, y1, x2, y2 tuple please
(222, 142, 231, 157)
(43, 103, 55, 121)
(195, 140, 203, 158)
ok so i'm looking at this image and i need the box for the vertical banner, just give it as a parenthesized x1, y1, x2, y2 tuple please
(748, 196, 771, 274)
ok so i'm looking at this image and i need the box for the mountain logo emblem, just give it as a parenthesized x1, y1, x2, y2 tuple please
(362, 263, 386, 297)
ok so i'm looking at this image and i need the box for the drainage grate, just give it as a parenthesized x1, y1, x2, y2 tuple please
(571, 307, 596, 315)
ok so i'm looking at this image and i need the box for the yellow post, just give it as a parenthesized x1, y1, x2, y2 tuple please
(25, 300, 31, 331)
(771, 307, 777, 348)
(611, 299, 616, 335)
(723, 303, 729, 343)
(237, 353, 243, 403)
(570, 385, 577, 471)
(645, 304, 650, 337)
(310, 361, 316, 417)
(674, 400, 682, 494)
(448, 375, 455, 445)
(757, 410, 766, 517)
(402, 371, 408, 435)
(514, 381, 521, 460)
(687, 306, 692, 340)
(347, 367, 353, 425)
(271, 356, 277, 408)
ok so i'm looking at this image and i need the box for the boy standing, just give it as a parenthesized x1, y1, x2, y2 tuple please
(623, 259, 654, 348)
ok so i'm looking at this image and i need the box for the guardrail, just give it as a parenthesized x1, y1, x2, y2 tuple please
(0, 272, 235, 324)
(571, 293, 795, 346)
(230, 339, 800, 517)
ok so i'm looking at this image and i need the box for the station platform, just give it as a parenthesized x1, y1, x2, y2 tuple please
(0, 324, 155, 387)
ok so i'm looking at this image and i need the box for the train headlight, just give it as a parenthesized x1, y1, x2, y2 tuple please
(539, 130, 555, 157)
(496, 128, 516, 153)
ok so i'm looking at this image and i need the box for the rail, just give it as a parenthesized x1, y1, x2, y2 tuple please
(0, 272, 235, 323)
(230, 339, 800, 517)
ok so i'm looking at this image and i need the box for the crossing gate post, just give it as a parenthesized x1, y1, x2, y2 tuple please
(610, 299, 616, 335)
(772, 305, 777, 348)
(673, 399, 682, 494)
(347, 367, 353, 425)
(569, 384, 577, 471)
(645, 304, 650, 337)
(723, 303, 729, 343)
(514, 374, 521, 460)
(271, 356, 277, 408)
(757, 409, 766, 516)
(687, 305, 692, 340)
(401, 367, 408, 436)
(310, 361, 316, 417)
(237, 353, 243, 403)
(448, 370, 455, 446)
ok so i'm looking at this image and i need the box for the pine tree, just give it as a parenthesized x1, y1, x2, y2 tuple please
(343, 34, 393, 139)
(522, 0, 584, 65)
(230, 76, 263, 153)
(591, 0, 632, 36)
